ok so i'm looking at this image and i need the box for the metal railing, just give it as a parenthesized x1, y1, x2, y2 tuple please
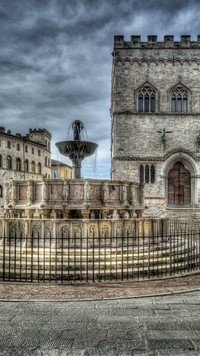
(0, 228, 199, 283)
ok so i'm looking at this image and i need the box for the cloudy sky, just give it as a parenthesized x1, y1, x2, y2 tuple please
(0, 0, 200, 178)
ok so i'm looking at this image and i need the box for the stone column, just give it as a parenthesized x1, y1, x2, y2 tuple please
(42, 180, 48, 205)
(27, 181, 33, 206)
(11, 182, 17, 206)
(121, 184, 127, 204)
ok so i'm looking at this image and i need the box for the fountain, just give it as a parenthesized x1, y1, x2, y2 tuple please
(56, 120, 98, 178)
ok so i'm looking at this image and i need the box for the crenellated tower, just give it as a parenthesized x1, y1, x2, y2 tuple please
(111, 35, 200, 218)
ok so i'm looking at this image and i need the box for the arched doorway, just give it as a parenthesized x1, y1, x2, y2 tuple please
(168, 161, 191, 205)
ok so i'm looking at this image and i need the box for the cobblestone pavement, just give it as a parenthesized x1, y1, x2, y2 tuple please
(0, 273, 200, 301)
(0, 291, 200, 355)
(0, 274, 200, 355)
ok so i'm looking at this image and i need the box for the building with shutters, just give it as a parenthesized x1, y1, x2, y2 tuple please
(111, 35, 200, 218)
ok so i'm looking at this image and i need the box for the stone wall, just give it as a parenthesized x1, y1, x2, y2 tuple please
(111, 35, 200, 218)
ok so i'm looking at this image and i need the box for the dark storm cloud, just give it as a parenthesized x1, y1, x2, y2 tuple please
(0, 0, 200, 177)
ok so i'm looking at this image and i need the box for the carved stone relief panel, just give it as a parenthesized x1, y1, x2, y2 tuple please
(73, 224, 82, 238)
(35, 185, 42, 201)
(45, 222, 52, 239)
(32, 223, 42, 238)
(70, 185, 84, 200)
(19, 185, 28, 200)
(20, 223, 26, 238)
(90, 185, 101, 200)
(49, 184, 63, 200)
(59, 224, 70, 247)
(9, 222, 17, 238)
(109, 185, 120, 200)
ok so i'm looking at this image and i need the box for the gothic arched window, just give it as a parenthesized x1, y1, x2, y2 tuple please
(24, 159, 29, 172)
(31, 161, 35, 173)
(7, 156, 12, 169)
(16, 158, 21, 171)
(38, 162, 41, 174)
(171, 86, 188, 113)
(138, 86, 156, 113)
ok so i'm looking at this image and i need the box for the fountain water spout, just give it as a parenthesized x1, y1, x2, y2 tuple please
(56, 120, 98, 179)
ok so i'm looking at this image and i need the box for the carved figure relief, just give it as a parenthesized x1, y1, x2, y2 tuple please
(84, 181, 90, 201)
(4, 183, 10, 205)
(62, 225, 70, 238)
(101, 224, 109, 237)
(89, 225, 96, 238)
(116, 225, 122, 237)
(103, 183, 109, 201)
(9, 223, 17, 238)
(63, 182, 69, 202)
(112, 209, 119, 219)
(32, 224, 41, 239)
(122, 185, 127, 202)
(45, 226, 51, 239)
(20, 224, 26, 239)
(73, 224, 81, 238)
(127, 225, 134, 238)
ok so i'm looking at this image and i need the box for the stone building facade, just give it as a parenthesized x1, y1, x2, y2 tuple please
(0, 127, 51, 206)
(51, 159, 72, 179)
(111, 35, 200, 218)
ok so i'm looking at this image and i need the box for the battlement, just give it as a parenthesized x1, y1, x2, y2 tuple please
(29, 128, 52, 138)
(114, 35, 200, 48)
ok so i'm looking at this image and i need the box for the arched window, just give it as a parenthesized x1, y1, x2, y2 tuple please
(16, 143, 20, 151)
(138, 85, 156, 113)
(139, 164, 155, 184)
(171, 86, 188, 113)
(145, 165, 149, 183)
(24, 159, 29, 172)
(16, 158, 21, 171)
(31, 161, 35, 173)
(7, 141, 11, 148)
(0, 154, 2, 168)
(0, 185, 3, 197)
(7, 156, 12, 169)
(38, 162, 41, 174)
(151, 165, 155, 183)
(139, 165, 144, 183)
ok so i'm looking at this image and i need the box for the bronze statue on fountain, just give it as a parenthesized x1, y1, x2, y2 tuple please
(56, 120, 98, 179)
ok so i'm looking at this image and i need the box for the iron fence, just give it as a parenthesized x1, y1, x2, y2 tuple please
(0, 228, 199, 283)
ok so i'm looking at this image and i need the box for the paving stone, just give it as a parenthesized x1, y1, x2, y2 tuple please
(145, 321, 189, 330)
(147, 338, 195, 350)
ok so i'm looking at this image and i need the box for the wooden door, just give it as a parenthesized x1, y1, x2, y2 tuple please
(168, 161, 191, 205)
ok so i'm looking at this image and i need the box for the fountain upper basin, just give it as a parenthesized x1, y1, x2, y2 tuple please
(56, 140, 98, 158)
